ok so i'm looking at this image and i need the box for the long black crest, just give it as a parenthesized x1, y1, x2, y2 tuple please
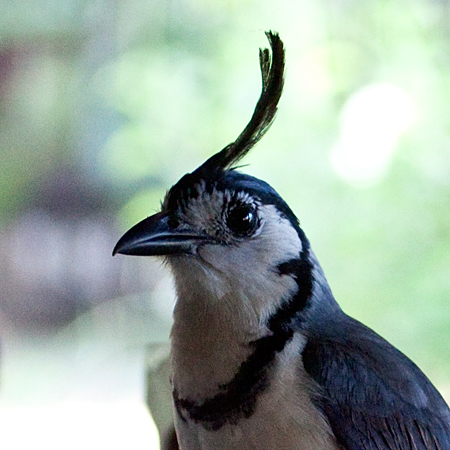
(197, 31, 285, 174)
(163, 31, 285, 213)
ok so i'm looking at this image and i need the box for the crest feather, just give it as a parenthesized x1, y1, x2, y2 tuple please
(197, 31, 285, 174)
(164, 32, 285, 213)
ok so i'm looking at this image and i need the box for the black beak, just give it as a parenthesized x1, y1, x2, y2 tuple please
(113, 211, 210, 257)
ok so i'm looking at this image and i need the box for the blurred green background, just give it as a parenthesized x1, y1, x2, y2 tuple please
(1, 0, 449, 448)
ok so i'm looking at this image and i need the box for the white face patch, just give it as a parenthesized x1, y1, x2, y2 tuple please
(168, 185, 303, 325)
(197, 203, 302, 317)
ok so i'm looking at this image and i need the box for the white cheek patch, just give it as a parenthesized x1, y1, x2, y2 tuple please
(199, 204, 302, 272)
(257, 204, 303, 261)
(195, 204, 303, 321)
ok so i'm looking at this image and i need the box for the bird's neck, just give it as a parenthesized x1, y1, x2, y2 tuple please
(168, 255, 302, 403)
(170, 278, 269, 403)
(167, 251, 343, 433)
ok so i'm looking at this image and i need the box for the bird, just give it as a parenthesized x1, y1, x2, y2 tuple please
(113, 32, 450, 450)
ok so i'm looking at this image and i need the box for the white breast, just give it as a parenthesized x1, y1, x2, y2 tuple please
(173, 335, 339, 450)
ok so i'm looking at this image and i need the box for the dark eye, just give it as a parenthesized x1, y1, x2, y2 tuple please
(226, 202, 258, 237)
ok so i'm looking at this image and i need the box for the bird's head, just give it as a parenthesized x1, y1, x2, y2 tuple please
(113, 32, 317, 317)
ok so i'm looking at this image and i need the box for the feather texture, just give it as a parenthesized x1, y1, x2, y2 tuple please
(302, 309, 450, 450)
(198, 31, 285, 174)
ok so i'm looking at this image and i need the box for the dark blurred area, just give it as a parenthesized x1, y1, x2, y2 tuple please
(1, 0, 449, 448)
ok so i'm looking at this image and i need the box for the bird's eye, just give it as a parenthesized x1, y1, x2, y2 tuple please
(226, 202, 258, 237)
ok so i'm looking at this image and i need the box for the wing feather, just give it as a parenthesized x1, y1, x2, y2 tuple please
(302, 313, 450, 450)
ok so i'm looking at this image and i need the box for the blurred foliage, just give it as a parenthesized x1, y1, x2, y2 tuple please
(1, 0, 449, 395)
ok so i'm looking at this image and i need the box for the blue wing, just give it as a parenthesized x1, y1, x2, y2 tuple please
(303, 313, 450, 449)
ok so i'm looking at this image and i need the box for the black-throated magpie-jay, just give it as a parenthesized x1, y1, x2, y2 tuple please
(114, 32, 450, 450)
